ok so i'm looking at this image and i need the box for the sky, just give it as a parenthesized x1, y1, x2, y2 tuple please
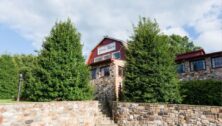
(0, 0, 222, 57)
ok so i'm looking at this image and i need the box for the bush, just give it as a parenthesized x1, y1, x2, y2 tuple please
(180, 80, 222, 106)
(0, 55, 19, 99)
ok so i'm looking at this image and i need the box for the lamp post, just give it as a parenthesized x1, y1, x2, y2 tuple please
(17, 74, 23, 102)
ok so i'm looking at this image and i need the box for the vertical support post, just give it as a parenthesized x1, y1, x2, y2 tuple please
(17, 74, 23, 102)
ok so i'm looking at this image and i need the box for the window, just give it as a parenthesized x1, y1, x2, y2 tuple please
(190, 59, 206, 71)
(112, 52, 121, 59)
(103, 54, 111, 60)
(212, 57, 222, 68)
(177, 63, 185, 73)
(100, 66, 110, 77)
(94, 56, 103, 62)
(118, 66, 124, 76)
(91, 68, 97, 79)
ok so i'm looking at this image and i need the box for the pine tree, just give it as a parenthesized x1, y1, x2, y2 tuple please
(24, 19, 93, 101)
(0, 55, 19, 99)
(123, 18, 181, 103)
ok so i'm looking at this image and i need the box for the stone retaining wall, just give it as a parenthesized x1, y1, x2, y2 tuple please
(0, 101, 99, 126)
(112, 102, 222, 126)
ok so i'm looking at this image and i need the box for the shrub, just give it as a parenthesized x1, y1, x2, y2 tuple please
(0, 55, 18, 99)
(180, 80, 222, 106)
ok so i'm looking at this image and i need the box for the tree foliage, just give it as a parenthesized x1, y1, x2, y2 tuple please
(23, 19, 93, 101)
(123, 18, 181, 103)
(169, 34, 201, 55)
(180, 80, 222, 106)
(0, 55, 18, 99)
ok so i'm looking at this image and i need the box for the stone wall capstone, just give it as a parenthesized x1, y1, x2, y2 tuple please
(112, 102, 222, 126)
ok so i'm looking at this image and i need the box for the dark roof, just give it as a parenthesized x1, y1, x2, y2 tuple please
(176, 49, 222, 62)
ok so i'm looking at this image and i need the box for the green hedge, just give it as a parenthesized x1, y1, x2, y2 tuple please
(180, 80, 222, 106)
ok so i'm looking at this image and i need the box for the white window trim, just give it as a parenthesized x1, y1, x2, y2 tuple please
(98, 42, 116, 55)
(212, 56, 222, 68)
(94, 56, 103, 62)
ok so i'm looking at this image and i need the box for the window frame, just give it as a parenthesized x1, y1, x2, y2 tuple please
(190, 59, 206, 72)
(91, 68, 97, 79)
(211, 56, 222, 69)
(177, 63, 185, 73)
(94, 56, 103, 63)
(100, 66, 110, 77)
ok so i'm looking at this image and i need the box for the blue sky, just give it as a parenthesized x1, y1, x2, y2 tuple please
(0, 0, 221, 56)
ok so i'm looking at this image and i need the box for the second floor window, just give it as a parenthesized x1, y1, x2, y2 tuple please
(177, 63, 185, 73)
(112, 52, 121, 59)
(212, 57, 222, 68)
(100, 66, 110, 77)
(190, 59, 206, 71)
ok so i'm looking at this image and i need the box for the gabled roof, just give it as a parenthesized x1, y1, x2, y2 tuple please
(86, 36, 126, 65)
(176, 49, 205, 61)
(176, 49, 222, 62)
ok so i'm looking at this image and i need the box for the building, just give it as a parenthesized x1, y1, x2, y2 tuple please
(176, 49, 222, 80)
(87, 37, 222, 102)
(87, 37, 126, 102)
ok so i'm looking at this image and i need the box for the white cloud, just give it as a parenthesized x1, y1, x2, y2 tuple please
(163, 27, 189, 37)
(0, 0, 221, 55)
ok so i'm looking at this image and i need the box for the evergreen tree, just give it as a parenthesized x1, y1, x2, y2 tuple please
(24, 19, 93, 101)
(123, 18, 181, 103)
(0, 55, 19, 99)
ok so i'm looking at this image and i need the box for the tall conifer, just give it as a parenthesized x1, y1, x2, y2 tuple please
(123, 18, 181, 103)
(24, 19, 92, 101)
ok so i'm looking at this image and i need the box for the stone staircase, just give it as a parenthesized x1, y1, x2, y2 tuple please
(95, 102, 117, 126)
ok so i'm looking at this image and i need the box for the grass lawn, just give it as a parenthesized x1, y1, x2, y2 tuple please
(0, 99, 16, 104)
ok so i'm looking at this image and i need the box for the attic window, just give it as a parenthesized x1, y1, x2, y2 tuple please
(98, 42, 116, 55)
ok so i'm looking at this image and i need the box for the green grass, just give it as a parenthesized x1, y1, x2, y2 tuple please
(0, 99, 16, 104)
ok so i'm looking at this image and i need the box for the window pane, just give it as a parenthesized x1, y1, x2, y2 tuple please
(94, 56, 103, 62)
(91, 69, 96, 79)
(112, 52, 121, 59)
(103, 54, 111, 60)
(191, 59, 205, 71)
(177, 63, 185, 73)
(100, 66, 110, 77)
(212, 57, 222, 68)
